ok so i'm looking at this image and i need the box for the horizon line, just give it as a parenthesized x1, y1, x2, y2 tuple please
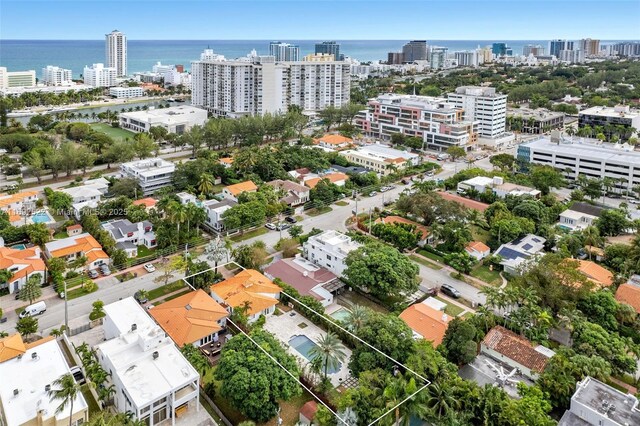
(2, 38, 637, 42)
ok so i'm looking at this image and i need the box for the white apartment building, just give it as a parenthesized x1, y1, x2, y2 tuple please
(303, 230, 362, 277)
(109, 86, 144, 98)
(447, 86, 508, 140)
(578, 105, 640, 141)
(455, 51, 479, 67)
(120, 158, 175, 195)
(41, 65, 73, 86)
(106, 30, 127, 76)
(559, 49, 586, 64)
(152, 62, 174, 74)
(83, 63, 117, 87)
(340, 144, 421, 176)
(269, 41, 300, 61)
(517, 133, 640, 190)
(191, 49, 350, 116)
(356, 93, 478, 152)
(97, 298, 200, 426)
(559, 377, 640, 426)
(119, 105, 207, 134)
(0, 335, 89, 426)
(0, 67, 36, 89)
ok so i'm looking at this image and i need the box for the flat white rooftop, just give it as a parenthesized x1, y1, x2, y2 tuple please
(309, 230, 361, 252)
(579, 105, 640, 119)
(120, 158, 175, 178)
(358, 143, 420, 160)
(0, 338, 88, 426)
(119, 105, 207, 123)
(522, 136, 640, 163)
(97, 298, 199, 409)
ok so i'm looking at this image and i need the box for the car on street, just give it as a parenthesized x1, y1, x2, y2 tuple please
(99, 264, 111, 276)
(134, 291, 149, 304)
(369, 191, 378, 197)
(265, 222, 277, 230)
(87, 269, 99, 279)
(277, 223, 292, 231)
(285, 216, 297, 223)
(143, 263, 156, 273)
(440, 284, 461, 299)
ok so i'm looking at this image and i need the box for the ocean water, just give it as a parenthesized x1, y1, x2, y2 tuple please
(0, 39, 627, 78)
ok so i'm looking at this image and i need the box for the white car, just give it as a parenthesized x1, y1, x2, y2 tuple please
(265, 222, 277, 230)
(143, 263, 156, 273)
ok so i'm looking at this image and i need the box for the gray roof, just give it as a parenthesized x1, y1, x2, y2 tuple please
(203, 198, 237, 210)
(569, 202, 605, 217)
(571, 377, 640, 426)
(103, 219, 152, 239)
(116, 241, 136, 250)
(557, 411, 590, 426)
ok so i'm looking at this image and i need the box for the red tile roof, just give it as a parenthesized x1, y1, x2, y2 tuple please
(437, 192, 489, 212)
(616, 283, 640, 314)
(482, 326, 550, 373)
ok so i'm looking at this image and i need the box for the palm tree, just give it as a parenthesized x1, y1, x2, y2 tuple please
(167, 201, 187, 245)
(198, 173, 215, 196)
(308, 332, 347, 381)
(18, 273, 43, 305)
(98, 384, 116, 406)
(379, 375, 428, 426)
(345, 304, 368, 332)
(48, 373, 81, 426)
(582, 226, 603, 260)
(425, 381, 459, 419)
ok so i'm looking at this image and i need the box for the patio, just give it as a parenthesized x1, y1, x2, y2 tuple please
(199, 330, 232, 365)
(264, 310, 353, 387)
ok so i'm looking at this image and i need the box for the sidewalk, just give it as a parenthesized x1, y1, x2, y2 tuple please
(410, 251, 493, 289)
(1, 285, 58, 313)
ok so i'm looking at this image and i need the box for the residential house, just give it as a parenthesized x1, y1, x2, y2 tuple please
(44, 233, 109, 270)
(219, 157, 234, 168)
(149, 289, 229, 347)
(576, 259, 613, 289)
(132, 197, 158, 211)
(457, 176, 540, 199)
(221, 181, 258, 202)
(437, 191, 490, 212)
(0, 246, 46, 295)
(615, 275, 640, 314)
(399, 299, 452, 346)
(313, 134, 353, 150)
(210, 269, 281, 323)
(97, 298, 200, 425)
(264, 257, 340, 307)
(481, 326, 554, 381)
(120, 158, 175, 196)
(0, 335, 89, 426)
(102, 219, 156, 258)
(267, 179, 310, 213)
(494, 234, 546, 275)
(558, 376, 640, 426)
(558, 202, 605, 231)
(0, 191, 39, 224)
(374, 215, 431, 246)
(83, 177, 110, 194)
(288, 168, 311, 181)
(60, 185, 103, 219)
(303, 172, 349, 189)
(202, 199, 237, 232)
(303, 230, 362, 277)
(465, 241, 491, 260)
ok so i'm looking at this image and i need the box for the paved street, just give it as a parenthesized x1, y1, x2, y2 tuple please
(0, 157, 484, 337)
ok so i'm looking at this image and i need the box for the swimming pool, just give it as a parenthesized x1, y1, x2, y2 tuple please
(330, 307, 352, 322)
(31, 211, 53, 224)
(10, 244, 26, 250)
(288, 335, 341, 374)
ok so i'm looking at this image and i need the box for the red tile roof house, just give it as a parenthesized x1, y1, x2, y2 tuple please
(374, 215, 432, 247)
(299, 400, 318, 425)
(264, 257, 338, 307)
(481, 326, 554, 381)
(465, 241, 491, 261)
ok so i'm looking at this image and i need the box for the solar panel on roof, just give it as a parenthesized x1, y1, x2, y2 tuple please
(522, 243, 533, 251)
(496, 247, 527, 261)
(532, 238, 541, 243)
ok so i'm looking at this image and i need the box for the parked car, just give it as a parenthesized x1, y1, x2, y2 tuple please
(143, 263, 156, 273)
(285, 216, 297, 223)
(380, 186, 390, 192)
(87, 269, 99, 279)
(277, 223, 292, 231)
(369, 191, 378, 197)
(265, 222, 277, 230)
(69, 366, 86, 385)
(99, 264, 111, 276)
(401, 178, 410, 185)
(19, 301, 46, 318)
(440, 284, 461, 299)
(134, 291, 149, 304)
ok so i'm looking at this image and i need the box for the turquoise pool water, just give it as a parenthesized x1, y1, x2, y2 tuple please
(10, 244, 26, 250)
(288, 335, 341, 374)
(31, 211, 52, 224)
(330, 307, 351, 322)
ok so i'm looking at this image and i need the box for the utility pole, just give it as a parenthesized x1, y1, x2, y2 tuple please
(63, 279, 68, 334)
(368, 208, 372, 234)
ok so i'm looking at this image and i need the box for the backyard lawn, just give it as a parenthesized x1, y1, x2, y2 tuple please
(417, 249, 445, 263)
(409, 254, 443, 270)
(470, 225, 491, 244)
(470, 264, 502, 286)
(90, 122, 135, 141)
(136, 245, 156, 259)
(434, 296, 465, 317)
(147, 280, 187, 301)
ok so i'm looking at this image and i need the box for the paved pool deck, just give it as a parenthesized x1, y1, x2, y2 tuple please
(264, 310, 352, 387)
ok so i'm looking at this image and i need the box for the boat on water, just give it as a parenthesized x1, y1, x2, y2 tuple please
(7, 110, 36, 118)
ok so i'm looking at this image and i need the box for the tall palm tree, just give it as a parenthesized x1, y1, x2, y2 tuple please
(345, 304, 368, 332)
(48, 373, 81, 426)
(425, 381, 459, 419)
(379, 375, 428, 426)
(198, 173, 215, 196)
(582, 226, 603, 260)
(308, 332, 347, 381)
(167, 201, 187, 245)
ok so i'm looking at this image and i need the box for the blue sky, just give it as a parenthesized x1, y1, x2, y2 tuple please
(1, 0, 639, 40)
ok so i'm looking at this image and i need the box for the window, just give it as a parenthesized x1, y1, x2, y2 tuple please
(326, 254, 332, 260)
